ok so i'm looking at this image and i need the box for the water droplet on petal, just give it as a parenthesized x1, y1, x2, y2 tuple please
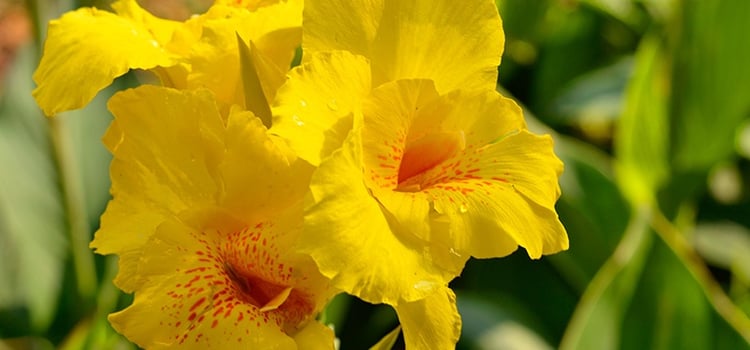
(292, 115, 304, 126)
(449, 248, 462, 257)
(459, 204, 468, 213)
(299, 100, 308, 108)
(413, 280, 436, 292)
(327, 99, 339, 111)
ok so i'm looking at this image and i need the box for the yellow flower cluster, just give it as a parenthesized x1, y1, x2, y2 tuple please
(33, 0, 568, 348)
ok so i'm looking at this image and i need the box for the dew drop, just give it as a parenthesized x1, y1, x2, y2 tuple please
(327, 99, 339, 111)
(292, 115, 305, 127)
(458, 204, 468, 213)
(150, 39, 160, 48)
(299, 100, 308, 108)
(449, 248, 462, 257)
(413, 280, 436, 292)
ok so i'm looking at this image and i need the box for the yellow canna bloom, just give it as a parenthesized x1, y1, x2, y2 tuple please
(91, 85, 335, 348)
(271, 0, 568, 347)
(32, 0, 301, 116)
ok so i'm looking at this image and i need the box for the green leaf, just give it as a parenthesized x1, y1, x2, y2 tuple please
(559, 208, 652, 350)
(457, 293, 552, 350)
(614, 34, 670, 206)
(0, 46, 68, 334)
(369, 326, 401, 350)
(561, 210, 750, 350)
(553, 58, 631, 127)
(670, 0, 750, 171)
(237, 34, 274, 128)
(554, 137, 631, 288)
(692, 222, 750, 282)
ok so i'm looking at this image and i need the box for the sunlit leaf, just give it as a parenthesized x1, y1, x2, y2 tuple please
(369, 326, 401, 350)
(614, 34, 670, 206)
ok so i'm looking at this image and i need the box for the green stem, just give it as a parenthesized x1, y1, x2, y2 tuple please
(651, 210, 750, 343)
(48, 116, 97, 301)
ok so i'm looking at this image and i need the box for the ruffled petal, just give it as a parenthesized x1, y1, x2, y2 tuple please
(299, 123, 464, 305)
(219, 108, 313, 223)
(169, 2, 302, 107)
(361, 86, 566, 259)
(394, 286, 461, 350)
(271, 51, 372, 166)
(303, 0, 504, 92)
(92, 86, 224, 290)
(92, 86, 311, 292)
(109, 214, 333, 349)
(32, 2, 176, 116)
(427, 130, 568, 259)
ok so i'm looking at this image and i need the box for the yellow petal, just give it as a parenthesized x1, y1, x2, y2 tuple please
(32, 4, 176, 116)
(109, 216, 332, 348)
(299, 122, 464, 305)
(292, 321, 336, 350)
(394, 286, 461, 350)
(360, 86, 566, 259)
(151, 1, 302, 107)
(428, 131, 569, 259)
(219, 108, 313, 223)
(111, 0, 179, 44)
(303, 0, 504, 92)
(92, 86, 224, 290)
(271, 51, 372, 166)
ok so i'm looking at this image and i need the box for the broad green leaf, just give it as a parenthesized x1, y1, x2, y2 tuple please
(621, 230, 750, 350)
(692, 222, 750, 282)
(555, 136, 631, 287)
(559, 208, 652, 350)
(553, 58, 631, 128)
(0, 46, 67, 333)
(562, 210, 750, 349)
(614, 34, 670, 206)
(457, 293, 553, 350)
(670, 0, 750, 172)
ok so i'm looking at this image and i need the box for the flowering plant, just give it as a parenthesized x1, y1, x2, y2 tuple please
(31, 0, 568, 348)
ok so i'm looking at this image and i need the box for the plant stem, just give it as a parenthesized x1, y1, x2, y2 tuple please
(651, 210, 750, 343)
(48, 116, 97, 301)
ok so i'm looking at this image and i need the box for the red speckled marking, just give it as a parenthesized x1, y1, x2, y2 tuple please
(147, 222, 317, 346)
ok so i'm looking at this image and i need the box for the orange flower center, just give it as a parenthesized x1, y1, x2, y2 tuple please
(213, 224, 315, 332)
(397, 130, 466, 192)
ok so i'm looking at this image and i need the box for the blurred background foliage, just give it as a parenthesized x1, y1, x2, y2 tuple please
(1, 0, 750, 349)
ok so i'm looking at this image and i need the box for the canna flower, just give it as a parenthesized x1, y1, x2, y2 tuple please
(91, 85, 335, 348)
(32, 0, 301, 116)
(271, 0, 568, 347)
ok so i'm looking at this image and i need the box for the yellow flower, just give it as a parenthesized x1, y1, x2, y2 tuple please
(91, 85, 335, 348)
(32, 0, 301, 116)
(271, 0, 568, 347)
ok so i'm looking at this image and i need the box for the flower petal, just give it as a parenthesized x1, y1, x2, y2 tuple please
(303, 0, 504, 92)
(394, 286, 461, 350)
(32, 1, 176, 116)
(109, 215, 333, 348)
(299, 122, 464, 305)
(271, 51, 372, 166)
(426, 131, 568, 259)
(92, 86, 224, 290)
(93, 86, 310, 292)
(361, 87, 566, 259)
(170, 2, 302, 107)
(219, 108, 313, 223)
